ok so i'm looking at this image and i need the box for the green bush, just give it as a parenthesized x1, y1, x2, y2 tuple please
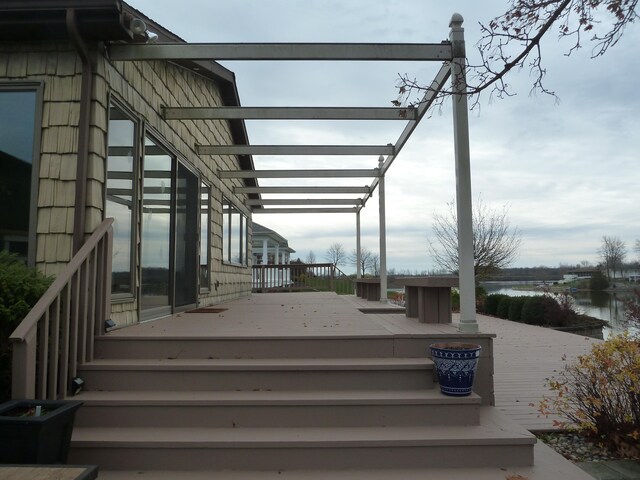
(507, 296, 527, 322)
(451, 290, 460, 311)
(484, 294, 509, 316)
(521, 296, 548, 325)
(590, 270, 610, 291)
(520, 295, 570, 326)
(475, 285, 487, 312)
(0, 251, 52, 401)
(496, 297, 511, 319)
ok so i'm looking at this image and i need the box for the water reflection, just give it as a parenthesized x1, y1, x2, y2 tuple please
(482, 282, 638, 338)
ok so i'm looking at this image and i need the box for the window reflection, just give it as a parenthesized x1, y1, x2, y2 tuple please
(141, 137, 172, 309)
(106, 105, 135, 294)
(200, 182, 210, 289)
(0, 90, 37, 260)
(222, 197, 247, 265)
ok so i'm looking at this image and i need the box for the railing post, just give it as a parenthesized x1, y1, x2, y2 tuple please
(11, 328, 37, 399)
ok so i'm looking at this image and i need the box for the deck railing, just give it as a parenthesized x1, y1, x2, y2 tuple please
(10, 218, 113, 400)
(252, 263, 354, 294)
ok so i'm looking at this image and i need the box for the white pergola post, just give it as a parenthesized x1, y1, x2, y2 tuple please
(450, 13, 478, 333)
(356, 211, 362, 278)
(262, 239, 269, 264)
(378, 156, 387, 303)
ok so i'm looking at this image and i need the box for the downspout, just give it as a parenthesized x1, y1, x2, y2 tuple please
(66, 9, 95, 254)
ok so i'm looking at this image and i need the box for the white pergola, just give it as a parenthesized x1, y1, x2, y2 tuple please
(108, 13, 478, 332)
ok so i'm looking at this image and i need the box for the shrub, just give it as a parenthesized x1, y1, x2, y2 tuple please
(451, 290, 460, 311)
(475, 285, 488, 312)
(538, 334, 640, 457)
(496, 297, 511, 319)
(590, 270, 610, 291)
(521, 296, 548, 325)
(507, 296, 527, 322)
(484, 294, 509, 316)
(0, 251, 52, 401)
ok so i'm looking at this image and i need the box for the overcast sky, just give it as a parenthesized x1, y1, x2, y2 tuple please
(127, 0, 639, 273)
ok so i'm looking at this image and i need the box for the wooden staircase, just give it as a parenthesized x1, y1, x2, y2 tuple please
(68, 331, 591, 479)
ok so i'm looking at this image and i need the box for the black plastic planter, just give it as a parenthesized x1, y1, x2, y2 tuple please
(0, 399, 82, 464)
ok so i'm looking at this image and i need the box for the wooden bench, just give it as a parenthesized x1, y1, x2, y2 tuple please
(354, 278, 381, 301)
(396, 276, 459, 324)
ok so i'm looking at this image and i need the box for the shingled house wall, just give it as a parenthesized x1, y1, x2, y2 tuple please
(0, 41, 253, 327)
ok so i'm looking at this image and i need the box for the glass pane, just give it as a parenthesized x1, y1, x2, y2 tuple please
(222, 199, 230, 262)
(141, 137, 172, 313)
(200, 182, 210, 288)
(106, 105, 135, 294)
(175, 163, 198, 307)
(230, 207, 240, 264)
(241, 216, 247, 265)
(0, 90, 36, 260)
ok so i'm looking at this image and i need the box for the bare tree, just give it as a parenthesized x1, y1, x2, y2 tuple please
(598, 235, 626, 280)
(350, 247, 374, 275)
(395, 0, 638, 109)
(635, 239, 640, 260)
(325, 243, 347, 267)
(370, 252, 380, 276)
(306, 250, 316, 264)
(428, 199, 522, 279)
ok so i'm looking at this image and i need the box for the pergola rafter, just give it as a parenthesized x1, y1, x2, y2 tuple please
(163, 107, 417, 121)
(108, 42, 453, 61)
(106, 14, 479, 331)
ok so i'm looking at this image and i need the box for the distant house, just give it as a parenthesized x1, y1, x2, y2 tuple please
(623, 268, 640, 282)
(561, 267, 600, 282)
(252, 222, 295, 265)
(0, 0, 258, 326)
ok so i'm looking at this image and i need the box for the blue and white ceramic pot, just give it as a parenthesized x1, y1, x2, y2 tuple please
(429, 343, 481, 396)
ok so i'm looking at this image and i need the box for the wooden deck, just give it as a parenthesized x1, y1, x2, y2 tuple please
(476, 314, 600, 431)
(111, 293, 599, 431)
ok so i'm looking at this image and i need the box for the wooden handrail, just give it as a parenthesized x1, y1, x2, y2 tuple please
(10, 218, 114, 400)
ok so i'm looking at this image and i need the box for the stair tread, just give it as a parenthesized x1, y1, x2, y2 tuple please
(76, 389, 481, 405)
(91, 443, 593, 480)
(72, 407, 533, 446)
(79, 357, 434, 370)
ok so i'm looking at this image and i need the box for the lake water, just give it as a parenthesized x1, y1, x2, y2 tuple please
(481, 281, 639, 339)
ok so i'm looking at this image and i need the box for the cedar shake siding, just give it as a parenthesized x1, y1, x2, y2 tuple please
(0, 4, 254, 327)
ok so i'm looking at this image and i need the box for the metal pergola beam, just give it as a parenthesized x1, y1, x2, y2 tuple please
(254, 208, 358, 214)
(247, 199, 362, 206)
(220, 169, 379, 179)
(236, 186, 370, 194)
(109, 43, 453, 61)
(163, 106, 417, 121)
(197, 145, 394, 156)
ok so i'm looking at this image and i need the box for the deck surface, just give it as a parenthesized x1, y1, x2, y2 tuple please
(109, 292, 599, 430)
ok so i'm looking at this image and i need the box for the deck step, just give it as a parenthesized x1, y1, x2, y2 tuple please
(88, 443, 594, 480)
(77, 357, 435, 391)
(74, 389, 481, 428)
(69, 408, 535, 471)
(94, 336, 398, 359)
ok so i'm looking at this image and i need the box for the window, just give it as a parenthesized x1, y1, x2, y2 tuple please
(0, 86, 40, 263)
(200, 181, 210, 289)
(222, 197, 247, 265)
(106, 103, 137, 295)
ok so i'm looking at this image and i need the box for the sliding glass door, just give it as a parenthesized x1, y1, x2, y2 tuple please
(174, 163, 198, 309)
(140, 137, 173, 320)
(140, 135, 200, 320)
